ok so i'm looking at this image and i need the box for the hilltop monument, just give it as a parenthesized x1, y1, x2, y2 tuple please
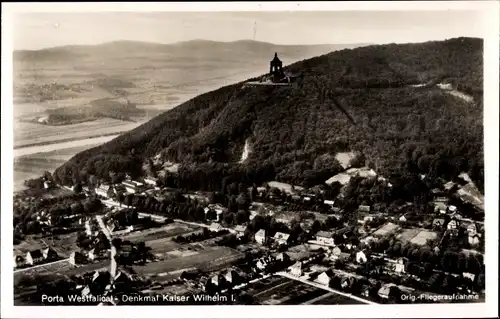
(269, 52, 284, 81)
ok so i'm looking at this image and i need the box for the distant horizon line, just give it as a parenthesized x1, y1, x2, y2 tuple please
(13, 36, 482, 52)
(14, 38, 368, 52)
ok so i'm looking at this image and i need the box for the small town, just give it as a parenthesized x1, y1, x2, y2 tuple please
(13, 154, 485, 306)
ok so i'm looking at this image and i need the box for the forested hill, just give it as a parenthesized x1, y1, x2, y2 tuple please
(53, 37, 484, 192)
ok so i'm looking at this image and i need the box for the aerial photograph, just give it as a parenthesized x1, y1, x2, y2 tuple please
(10, 9, 487, 307)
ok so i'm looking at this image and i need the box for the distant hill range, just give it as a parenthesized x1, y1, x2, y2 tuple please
(53, 37, 484, 193)
(14, 39, 368, 62)
(14, 40, 368, 107)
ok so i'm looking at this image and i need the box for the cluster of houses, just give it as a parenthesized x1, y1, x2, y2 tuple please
(204, 268, 247, 291)
(14, 246, 59, 268)
(253, 229, 293, 246)
(93, 176, 160, 199)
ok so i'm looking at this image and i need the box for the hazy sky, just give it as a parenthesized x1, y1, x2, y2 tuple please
(13, 11, 485, 50)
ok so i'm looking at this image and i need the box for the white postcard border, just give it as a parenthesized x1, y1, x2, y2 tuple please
(1, 1, 498, 318)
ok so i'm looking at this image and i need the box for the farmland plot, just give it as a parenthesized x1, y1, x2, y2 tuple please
(133, 246, 244, 277)
(410, 230, 439, 246)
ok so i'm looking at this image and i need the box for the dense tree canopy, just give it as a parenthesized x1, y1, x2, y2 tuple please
(53, 37, 483, 192)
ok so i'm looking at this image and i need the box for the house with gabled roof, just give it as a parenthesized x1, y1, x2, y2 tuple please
(378, 283, 397, 299)
(69, 251, 87, 266)
(289, 261, 303, 277)
(224, 269, 241, 285)
(42, 247, 59, 262)
(356, 250, 368, 264)
(316, 269, 335, 286)
(316, 231, 334, 246)
(467, 223, 478, 236)
(468, 233, 481, 246)
(95, 185, 111, 198)
(274, 252, 291, 263)
(358, 205, 371, 213)
(273, 232, 291, 245)
(14, 255, 26, 268)
(255, 229, 267, 244)
(26, 249, 43, 265)
(447, 218, 459, 231)
(432, 218, 446, 230)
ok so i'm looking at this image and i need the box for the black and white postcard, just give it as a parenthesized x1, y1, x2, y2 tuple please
(1, 2, 498, 318)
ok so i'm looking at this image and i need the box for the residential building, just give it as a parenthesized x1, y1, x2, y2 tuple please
(341, 277, 355, 290)
(256, 256, 275, 271)
(463, 272, 476, 282)
(356, 251, 368, 264)
(273, 232, 291, 245)
(26, 250, 44, 265)
(447, 219, 459, 230)
(14, 255, 25, 268)
(210, 223, 223, 232)
(69, 251, 87, 266)
(434, 202, 448, 214)
(358, 205, 371, 213)
(204, 204, 225, 221)
(360, 236, 377, 246)
(378, 283, 397, 299)
(324, 200, 335, 206)
(468, 234, 481, 246)
(224, 269, 241, 285)
(316, 231, 334, 246)
(122, 180, 145, 194)
(330, 246, 342, 256)
(84, 219, 92, 236)
(331, 252, 350, 262)
(144, 177, 158, 187)
(467, 223, 478, 236)
(394, 258, 407, 274)
(255, 229, 267, 245)
(274, 252, 291, 263)
(234, 225, 246, 237)
(316, 270, 335, 286)
(88, 246, 106, 261)
(210, 274, 226, 287)
(42, 247, 58, 262)
(432, 218, 446, 229)
(444, 181, 457, 191)
(289, 261, 303, 277)
(95, 185, 110, 198)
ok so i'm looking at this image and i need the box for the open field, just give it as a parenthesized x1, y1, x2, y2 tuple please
(373, 222, 400, 237)
(410, 230, 439, 246)
(396, 228, 422, 243)
(244, 275, 363, 305)
(132, 246, 244, 277)
(121, 222, 200, 243)
(14, 259, 108, 285)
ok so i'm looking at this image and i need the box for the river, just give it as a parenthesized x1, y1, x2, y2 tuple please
(14, 135, 120, 158)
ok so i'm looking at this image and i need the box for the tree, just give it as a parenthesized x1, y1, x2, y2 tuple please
(222, 212, 234, 225)
(235, 210, 249, 225)
(206, 209, 217, 221)
(236, 192, 251, 211)
(388, 286, 402, 303)
(311, 220, 322, 234)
